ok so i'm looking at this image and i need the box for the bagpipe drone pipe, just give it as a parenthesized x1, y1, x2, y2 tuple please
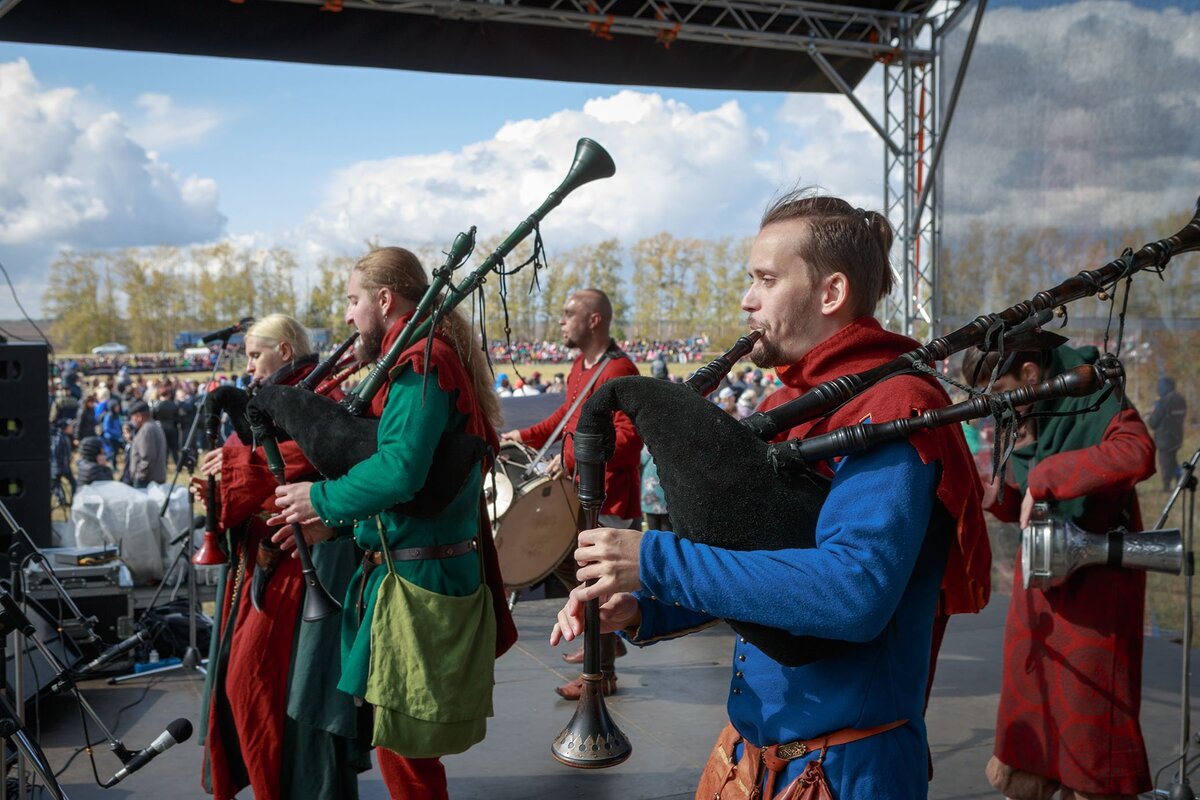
(744, 196, 1200, 440)
(575, 352, 1117, 667)
(247, 137, 617, 508)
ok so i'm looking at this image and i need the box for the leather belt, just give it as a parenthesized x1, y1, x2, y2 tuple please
(363, 538, 477, 565)
(767, 719, 907, 764)
(744, 719, 907, 798)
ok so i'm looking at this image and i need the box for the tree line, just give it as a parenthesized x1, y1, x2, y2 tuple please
(42, 207, 1198, 359)
(42, 234, 754, 354)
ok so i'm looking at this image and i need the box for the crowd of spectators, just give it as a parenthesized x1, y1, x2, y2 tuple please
(47, 363, 253, 501)
(488, 336, 710, 365)
(52, 350, 220, 378)
(47, 336, 772, 506)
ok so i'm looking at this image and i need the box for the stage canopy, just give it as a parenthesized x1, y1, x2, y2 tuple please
(0, 0, 933, 93)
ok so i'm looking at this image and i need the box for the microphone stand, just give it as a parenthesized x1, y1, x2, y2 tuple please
(1154, 447, 1200, 800)
(149, 340, 234, 677)
(0, 585, 155, 800)
(1, 497, 104, 800)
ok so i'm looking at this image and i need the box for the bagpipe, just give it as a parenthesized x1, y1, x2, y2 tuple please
(190, 353, 357, 617)
(244, 138, 617, 621)
(553, 196, 1200, 769)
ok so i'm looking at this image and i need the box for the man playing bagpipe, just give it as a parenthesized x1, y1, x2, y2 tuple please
(964, 345, 1156, 800)
(551, 192, 989, 799)
(272, 248, 517, 800)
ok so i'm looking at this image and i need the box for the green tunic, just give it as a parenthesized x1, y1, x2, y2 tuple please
(309, 366, 484, 700)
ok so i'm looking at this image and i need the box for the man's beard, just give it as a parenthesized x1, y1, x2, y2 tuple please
(747, 321, 791, 368)
(356, 319, 386, 363)
(747, 308, 814, 369)
(749, 338, 788, 368)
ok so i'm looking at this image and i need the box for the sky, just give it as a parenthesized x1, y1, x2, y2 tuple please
(0, 34, 884, 320)
(0, 0, 1197, 322)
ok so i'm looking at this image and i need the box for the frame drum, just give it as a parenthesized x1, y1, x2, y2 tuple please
(489, 442, 580, 589)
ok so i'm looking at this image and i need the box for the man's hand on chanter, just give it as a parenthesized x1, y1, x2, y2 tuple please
(551, 591, 640, 646)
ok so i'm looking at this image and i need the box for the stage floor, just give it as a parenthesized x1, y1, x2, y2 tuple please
(25, 594, 1200, 799)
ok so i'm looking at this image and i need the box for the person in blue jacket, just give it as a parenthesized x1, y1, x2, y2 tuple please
(100, 398, 125, 465)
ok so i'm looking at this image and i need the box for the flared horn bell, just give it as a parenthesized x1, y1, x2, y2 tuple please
(192, 530, 227, 566)
(551, 429, 632, 769)
(301, 577, 342, 622)
(551, 676, 632, 768)
(557, 138, 617, 197)
(1023, 504, 1183, 591)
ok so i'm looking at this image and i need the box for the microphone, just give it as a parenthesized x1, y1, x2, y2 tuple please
(104, 719, 193, 787)
(201, 317, 254, 344)
(81, 629, 152, 673)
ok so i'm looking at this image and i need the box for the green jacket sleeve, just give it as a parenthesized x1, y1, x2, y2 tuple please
(310, 367, 453, 524)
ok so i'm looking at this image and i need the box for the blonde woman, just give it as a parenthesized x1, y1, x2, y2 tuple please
(200, 314, 368, 800)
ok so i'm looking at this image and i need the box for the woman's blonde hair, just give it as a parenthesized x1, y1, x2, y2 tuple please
(353, 247, 502, 429)
(246, 313, 313, 359)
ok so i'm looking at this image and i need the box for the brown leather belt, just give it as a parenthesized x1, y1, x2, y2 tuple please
(363, 538, 477, 565)
(745, 719, 908, 798)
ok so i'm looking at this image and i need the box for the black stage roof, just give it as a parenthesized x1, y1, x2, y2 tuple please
(0, 0, 933, 93)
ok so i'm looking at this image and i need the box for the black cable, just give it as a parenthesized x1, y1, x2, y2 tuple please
(52, 676, 159, 779)
(0, 257, 53, 358)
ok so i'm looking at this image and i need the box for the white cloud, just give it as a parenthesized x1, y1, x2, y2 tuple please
(128, 92, 222, 151)
(300, 90, 780, 256)
(942, 0, 1200, 233)
(0, 58, 225, 316)
(775, 67, 886, 211)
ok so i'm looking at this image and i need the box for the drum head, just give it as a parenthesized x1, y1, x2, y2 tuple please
(485, 472, 516, 523)
(486, 441, 540, 521)
(493, 476, 579, 590)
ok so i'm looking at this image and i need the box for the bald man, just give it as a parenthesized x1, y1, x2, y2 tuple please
(501, 289, 642, 699)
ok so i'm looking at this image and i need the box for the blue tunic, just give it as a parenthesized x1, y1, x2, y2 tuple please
(630, 439, 945, 798)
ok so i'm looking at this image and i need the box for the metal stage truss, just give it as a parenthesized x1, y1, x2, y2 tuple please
(0, 0, 988, 337)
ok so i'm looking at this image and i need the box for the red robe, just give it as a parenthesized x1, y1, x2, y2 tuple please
(518, 344, 643, 520)
(987, 409, 1155, 794)
(205, 363, 332, 800)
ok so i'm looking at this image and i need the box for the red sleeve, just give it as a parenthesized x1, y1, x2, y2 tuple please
(1027, 408, 1156, 503)
(605, 359, 642, 472)
(219, 438, 274, 529)
(219, 436, 318, 528)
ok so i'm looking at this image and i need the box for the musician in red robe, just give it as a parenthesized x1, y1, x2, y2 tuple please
(199, 314, 367, 800)
(501, 288, 642, 699)
(964, 345, 1156, 800)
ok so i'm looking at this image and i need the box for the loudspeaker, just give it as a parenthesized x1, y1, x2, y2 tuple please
(0, 342, 49, 460)
(0, 342, 51, 559)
